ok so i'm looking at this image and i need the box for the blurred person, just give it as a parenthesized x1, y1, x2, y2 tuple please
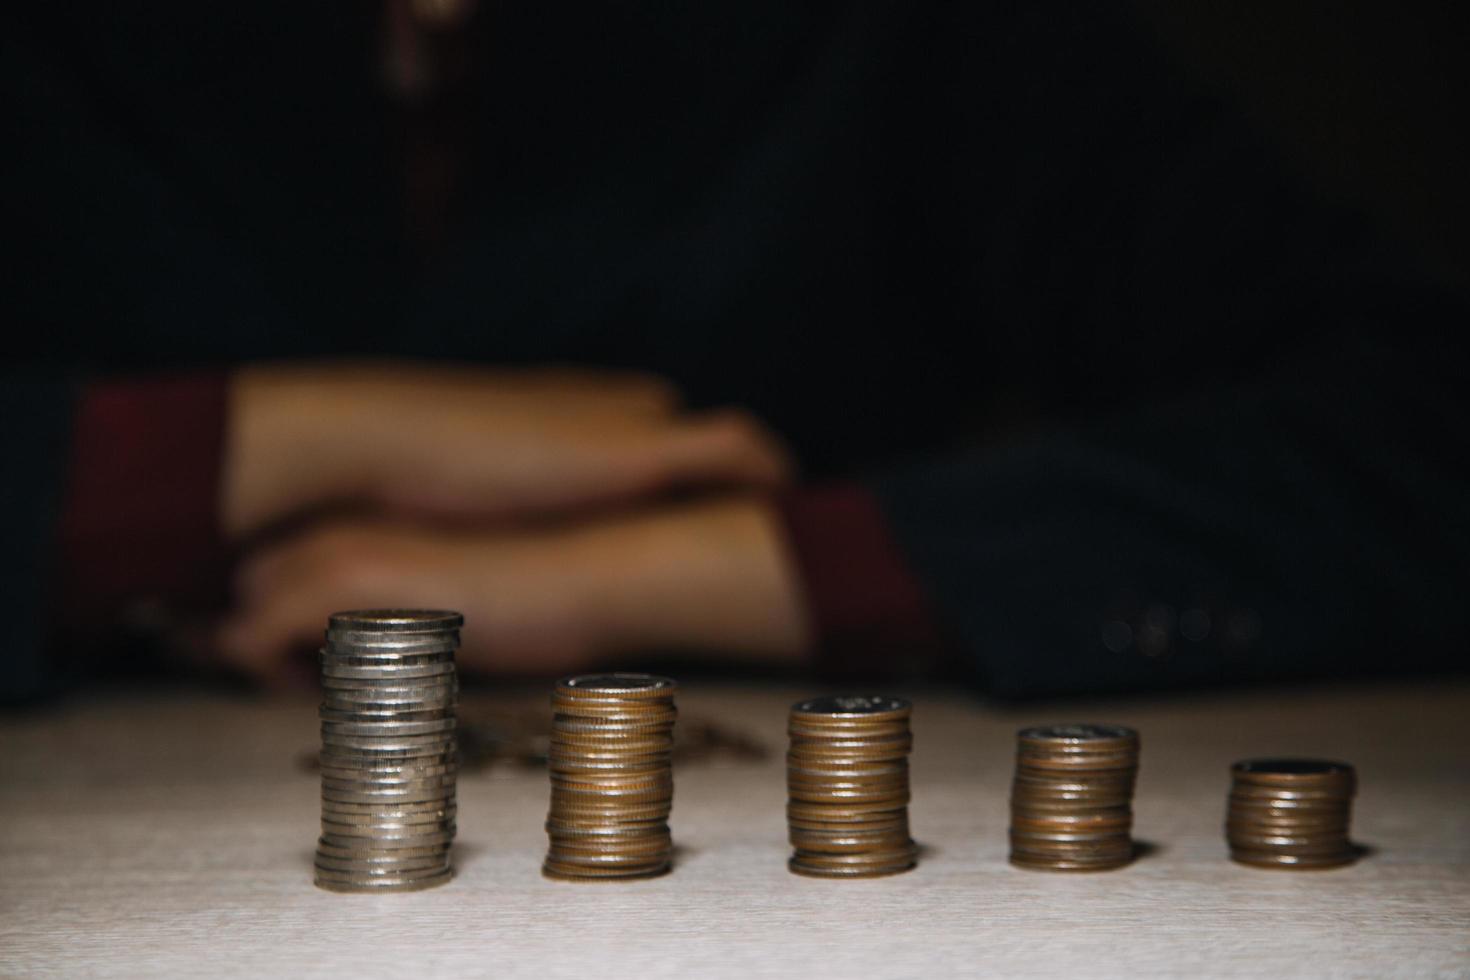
(4, 2, 1467, 703)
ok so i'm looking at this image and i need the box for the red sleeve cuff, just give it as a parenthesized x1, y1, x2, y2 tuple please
(57, 372, 231, 614)
(777, 483, 946, 682)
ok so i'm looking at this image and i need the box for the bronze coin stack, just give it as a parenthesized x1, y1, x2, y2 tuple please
(1009, 723, 1139, 872)
(314, 610, 461, 893)
(1226, 759, 1358, 869)
(543, 673, 678, 880)
(786, 695, 918, 878)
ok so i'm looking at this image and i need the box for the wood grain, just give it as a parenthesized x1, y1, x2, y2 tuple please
(2, 682, 1467, 978)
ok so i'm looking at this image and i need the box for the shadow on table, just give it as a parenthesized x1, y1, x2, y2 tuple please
(669, 843, 699, 870)
(453, 840, 488, 869)
(1133, 839, 1163, 862)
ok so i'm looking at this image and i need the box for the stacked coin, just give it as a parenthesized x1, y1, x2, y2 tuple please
(543, 674, 677, 880)
(1226, 759, 1358, 869)
(314, 610, 461, 893)
(786, 695, 918, 878)
(1009, 723, 1139, 872)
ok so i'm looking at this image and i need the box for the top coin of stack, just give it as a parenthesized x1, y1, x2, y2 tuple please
(786, 695, 918, 878)
(1008, 723, 1139, 872)
(543, 673, 678, 881)
(1226, 758, 1359, 870)
(314, 610, 462, 894)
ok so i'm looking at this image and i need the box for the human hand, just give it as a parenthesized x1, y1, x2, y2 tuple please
(214, 497, 811, 687)
(220, 363, 792, 538)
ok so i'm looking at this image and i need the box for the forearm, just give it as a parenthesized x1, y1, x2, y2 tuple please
(575, 497, 813, 663)
(221, 365, 370, 539)
(221, 362, 791, 538)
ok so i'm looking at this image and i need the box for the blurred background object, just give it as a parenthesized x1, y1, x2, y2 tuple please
(4, 1, 1467, 705)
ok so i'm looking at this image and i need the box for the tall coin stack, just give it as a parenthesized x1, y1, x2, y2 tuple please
(786, 696, 918, 878)
(1226, 759, 1358, 869)
(314, 610, 462, 893)
(543, 674, 678, 881)
(1009, 723, 1139, 872)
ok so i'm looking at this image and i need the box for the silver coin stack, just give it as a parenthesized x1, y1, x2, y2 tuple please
(314, 610, 462, 893)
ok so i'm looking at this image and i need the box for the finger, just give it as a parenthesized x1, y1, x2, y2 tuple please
(214, 602, 319, 687)
(650, 409, 796, 490)
(216, 556, 338, 685)
(232, 542, 303, 606)
(219, 523, 453, 682)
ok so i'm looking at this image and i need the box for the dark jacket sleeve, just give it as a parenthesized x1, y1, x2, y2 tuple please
(871, 288, 1468, 699)
(0, 375, 75, 703)
(1, 373, 231, 704)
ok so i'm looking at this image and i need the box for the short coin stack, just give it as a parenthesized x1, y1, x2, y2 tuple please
(543, 674, 678, 880)
(314, 610, 461, 893)
(1009, 723, 1139, 872)
(786, 695, 918, 878)
(1226, 759, 1358, 869)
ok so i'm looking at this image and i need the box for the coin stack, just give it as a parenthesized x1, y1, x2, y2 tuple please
(543, 674, 678, 880)
(1008, 723, 1139, 872)
(786, 695, 918, 878)
(314, 610, 461, 893)
(1226, 759, 1358, 869)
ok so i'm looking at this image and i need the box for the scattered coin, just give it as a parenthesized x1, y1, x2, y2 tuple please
(313, 609, 461, 893)
(542, 674, 678, 880)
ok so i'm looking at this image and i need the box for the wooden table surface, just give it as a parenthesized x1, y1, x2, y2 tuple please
(2, 681, 1468, 978)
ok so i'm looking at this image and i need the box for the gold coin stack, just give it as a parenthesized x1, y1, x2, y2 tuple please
(314, 610, 461, 893)
(1009, 723, 1139, 872)
(1226, 759, 1358, 869)
(786, 695, 918, 878)
(543, 674, 678, 880)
